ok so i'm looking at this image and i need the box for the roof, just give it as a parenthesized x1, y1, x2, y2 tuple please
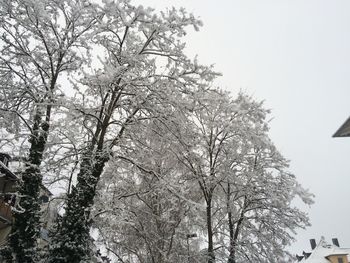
(0, 153, 11, 160)
(297, 237, 350, 263)
(333, 116, 350, 137)
(0, 160, 18, 180)
(40, 184, 53, 196)
(0, 154, 52, 195)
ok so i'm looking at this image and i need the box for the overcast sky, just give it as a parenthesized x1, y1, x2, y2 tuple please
(141, 0, 350, 255)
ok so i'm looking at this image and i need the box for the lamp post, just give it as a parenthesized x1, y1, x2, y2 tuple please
(186, 233, 197, 263)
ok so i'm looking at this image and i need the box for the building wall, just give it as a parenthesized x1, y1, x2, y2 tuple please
(0, 226, 11, 246)
(327, 255, 349, 263)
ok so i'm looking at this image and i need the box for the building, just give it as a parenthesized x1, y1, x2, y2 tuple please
(0, 152, 52, 246)
(0, 153, 18, 245)
(333, 116, 350, 137)
(296, 237, 350, 263)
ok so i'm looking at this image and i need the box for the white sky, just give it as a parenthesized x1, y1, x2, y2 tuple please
(141, 0, 350, 256)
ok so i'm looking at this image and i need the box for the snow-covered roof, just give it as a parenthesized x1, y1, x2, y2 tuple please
(297, 237, 350, 263)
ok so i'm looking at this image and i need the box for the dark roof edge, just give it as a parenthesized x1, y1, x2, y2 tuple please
(333, 116, 350, 137)
(0, 161, 18, 180)
(40, 184, 53, 196)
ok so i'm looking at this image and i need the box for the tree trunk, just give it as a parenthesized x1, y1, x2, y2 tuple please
(206, 198, 215, 263)
(227, 194, 245, 263)
(48, 150, 108, 263)
(229, 214, 244, 263)
(227, 210, 235, 263)
(5, 111, 50, 263)
(227, 182, 235, 263)
(48, 84, 134, 262)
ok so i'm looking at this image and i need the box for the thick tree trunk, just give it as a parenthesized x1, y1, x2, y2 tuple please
(206, 199, 215, 263)
(4, 112, 49, 263)
(48, 150, 108, 263)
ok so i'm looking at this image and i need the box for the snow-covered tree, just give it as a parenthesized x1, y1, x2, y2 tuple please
(93, 118, 201, 262)
(92, 87, 313, 263)
(0, 0, 98, 261)
(221, 132, 313, 263)
(167, 89, 254, 263)
(0, 1, 313, 262)
(47, 1, 216, 262)
(166, 89, 313, 263)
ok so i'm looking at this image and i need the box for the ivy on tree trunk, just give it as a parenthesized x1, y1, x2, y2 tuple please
(48, 151, 108, 263)
(4, 112, 49, 263)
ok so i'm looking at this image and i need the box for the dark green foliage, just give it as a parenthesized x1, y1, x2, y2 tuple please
(8, 171, 42, 263)
(3, 114, 48, 263)
(48, 187, 93, 263)
(48, 153, 108, 263)
(0, 245, 14, 263)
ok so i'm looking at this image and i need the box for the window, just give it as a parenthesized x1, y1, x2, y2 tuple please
(39, 195, 49, 204)
(338, 257, 344, 263)
(4, 194, 16, 206)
